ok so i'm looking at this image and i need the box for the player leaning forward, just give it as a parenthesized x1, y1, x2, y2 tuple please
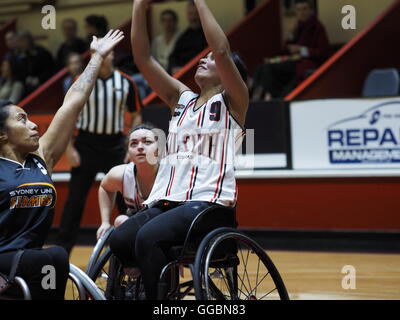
(109, 0, 248, 300)
(0, 30, 124, 300)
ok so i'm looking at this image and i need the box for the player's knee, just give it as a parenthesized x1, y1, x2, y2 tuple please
(20, 250, 54, 276)
(114, 215, 129, 228)
(44, 246, 70, 274)
(109, 227, 127, 257)
(134, 228, 153, 258)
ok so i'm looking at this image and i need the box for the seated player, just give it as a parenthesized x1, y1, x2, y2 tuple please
(0, 30, 124, 300)
(96, 123, 160, 239)
(109, 0, 248, 300)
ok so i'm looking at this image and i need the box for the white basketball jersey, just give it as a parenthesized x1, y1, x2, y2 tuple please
(122, 162, 146, 214)
(144, 90, 244, 207)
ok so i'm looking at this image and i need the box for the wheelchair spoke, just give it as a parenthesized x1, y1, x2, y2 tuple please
(232, 272, 252, 299)
(255, 258, 261, 298)
(245, 272, 271, 299)
(239, 249, 252, 297)
(259, 287, 278, 300)
(236, 269, 252, 298)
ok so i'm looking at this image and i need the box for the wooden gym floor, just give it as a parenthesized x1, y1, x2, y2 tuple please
(69, 246, 400, 300)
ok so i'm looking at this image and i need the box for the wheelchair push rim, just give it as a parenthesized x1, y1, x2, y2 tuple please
(67, 264, 106, 300)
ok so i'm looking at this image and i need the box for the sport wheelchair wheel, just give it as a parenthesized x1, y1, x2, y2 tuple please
(86, 227, 115, 275)
(66, 264, 106, 300)
(193, 228, 289, 300)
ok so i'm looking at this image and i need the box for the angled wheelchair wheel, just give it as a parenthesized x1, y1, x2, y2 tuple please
(88, 248, 145, 300)
(66, 264, 106, 300)
(87, 247, 116, 298)
(193, 228, 289, 300)
(86, 227, 115, 275)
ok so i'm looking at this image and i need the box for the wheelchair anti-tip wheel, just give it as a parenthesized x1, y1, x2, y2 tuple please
(193, 227, 289, 300)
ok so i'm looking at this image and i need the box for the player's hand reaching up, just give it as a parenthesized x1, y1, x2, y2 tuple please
(136, 0, 151, 8)
(90, 29, 125, 58)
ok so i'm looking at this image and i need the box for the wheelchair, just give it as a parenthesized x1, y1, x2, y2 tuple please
(86, 204, 290, 300)
(0, 259, 105, 300)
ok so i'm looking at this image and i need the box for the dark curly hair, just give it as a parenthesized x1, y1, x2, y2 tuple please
(85, 15, 109, 37)
(0, 100, 13, 134)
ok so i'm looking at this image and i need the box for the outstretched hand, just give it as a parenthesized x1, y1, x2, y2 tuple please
(136, 0, 151, 8)
(90, 29, 125, 58)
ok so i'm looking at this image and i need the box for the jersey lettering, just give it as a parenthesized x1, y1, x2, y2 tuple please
(33, 157, 48, 175)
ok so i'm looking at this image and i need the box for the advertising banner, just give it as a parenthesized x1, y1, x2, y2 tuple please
(290, 98, 400, 169)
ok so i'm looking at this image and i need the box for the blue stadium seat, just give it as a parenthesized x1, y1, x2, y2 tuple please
(362, 68, 400, 97)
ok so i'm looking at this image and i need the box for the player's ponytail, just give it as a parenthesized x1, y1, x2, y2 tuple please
(231, 52, 248, 84)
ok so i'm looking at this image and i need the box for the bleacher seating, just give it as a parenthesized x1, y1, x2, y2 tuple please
(362, 68, 400, 97)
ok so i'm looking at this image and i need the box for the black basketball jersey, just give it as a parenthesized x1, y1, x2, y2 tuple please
(0, 153, 56, 253)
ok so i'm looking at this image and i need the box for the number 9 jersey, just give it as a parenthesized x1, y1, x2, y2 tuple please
(144, 90, 245, 207)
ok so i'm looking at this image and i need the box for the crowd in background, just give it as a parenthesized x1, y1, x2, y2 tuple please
(0, 0, 330, 104)
(0, 0, 211, 104)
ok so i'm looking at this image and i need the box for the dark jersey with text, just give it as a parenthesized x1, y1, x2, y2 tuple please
(0, 154, 56, 253)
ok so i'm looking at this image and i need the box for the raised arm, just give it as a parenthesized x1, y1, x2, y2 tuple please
(38, 30, 124, 172)
(194, 0, 248, 127)
(131, 0, 188, 109)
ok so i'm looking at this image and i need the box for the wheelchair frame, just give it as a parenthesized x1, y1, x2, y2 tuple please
(0, 263, 105, 300)
(86, 204, 290, 300)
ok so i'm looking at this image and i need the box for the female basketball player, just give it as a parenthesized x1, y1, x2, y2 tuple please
(109, 0, 248, 300)
(96, 123, 159, 240)
(0, 29, 124, 300)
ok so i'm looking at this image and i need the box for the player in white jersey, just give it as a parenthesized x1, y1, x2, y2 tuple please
(109, 0, 249, 300)
(147, 90, 245, 206)
(96, 124, 159, 240)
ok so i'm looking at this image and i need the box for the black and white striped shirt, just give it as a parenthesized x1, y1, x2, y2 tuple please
(76, 70, 141, 134)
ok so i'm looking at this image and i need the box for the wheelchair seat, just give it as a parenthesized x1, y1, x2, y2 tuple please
(166, 204, 237, 263)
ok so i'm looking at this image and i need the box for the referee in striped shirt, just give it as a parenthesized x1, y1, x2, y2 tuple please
(57, 49, 142, 254)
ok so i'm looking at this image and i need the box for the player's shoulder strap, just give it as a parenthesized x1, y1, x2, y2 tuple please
(177, 90, 199, 108)
(122, 162, 135, 197)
